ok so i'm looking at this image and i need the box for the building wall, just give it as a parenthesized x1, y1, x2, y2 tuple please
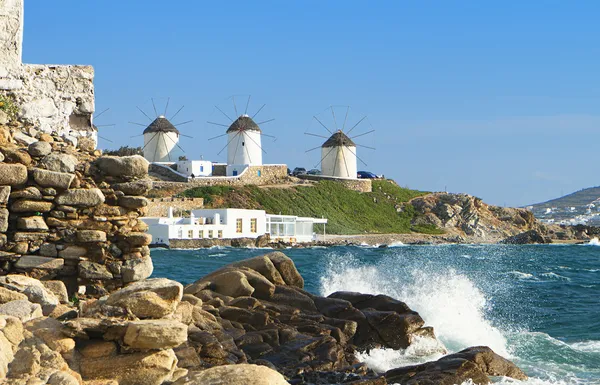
(298, 174, 372, 193)
(321, 145, 358, 179)
(0, 0, 23, 78)
(147, 197, 205, 217)
(144, 132, 179, 162)
(176, 160, 212, 177)
(227, 130, 262, 166)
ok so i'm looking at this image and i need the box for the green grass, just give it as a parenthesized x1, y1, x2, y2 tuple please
(179, 180, 437, 235)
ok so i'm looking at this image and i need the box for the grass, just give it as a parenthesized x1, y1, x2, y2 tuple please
(0, 94, 19, 121)
(179, 179, 438, 235)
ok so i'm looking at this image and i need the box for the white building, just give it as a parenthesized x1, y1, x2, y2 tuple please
(142, 208, 327, 247)
(321, 131, 358, 179)
(226, 115, 263, 176)
(143, 116, 180, 163)
(176, 159, 213, 177)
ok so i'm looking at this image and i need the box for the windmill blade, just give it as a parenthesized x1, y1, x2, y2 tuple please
(174, 120, 193, 127)
(217, 131, 240, 156)
(332, 146, 340, 176)
(331, 106, 338, 130)
(346, 116, 367, 135)
(357, 144, 376, 150)
(232, 131, 241, 164)
(243, 135, 253, 164)
(130, 133, 144, 138)
(170, 105, 185, 121)
(314, 146, 335, 169)
(94, 108, 110, 120)
(351, 130, 375, 139)
(207, 121, 229, 128)
(142, 133, 159, 151)
(160, 134, 171, 162)
(164, 132, 186, 154)
(261, 133, 277, 139)
(163, 97, 170, 117)
(208, 132, 229, 141)
(98, 135, 113, 143)
(345, 145, 368, 166)
(129, 121, 147, 127)
(342, 106, 350, 131)
(137, 106, 153, 122)
(95, 124, 116, 128)
(151, 98, 159, 118)
(232, 95, 238, 116)
(252, 104, 266, 119)
(180, 134, 194, 139)
(305, 145, 322, 153)
(151, 134, 160, 161)
(257, 119, 275, 125)
(216, 105, 233, 122)
(245, 131, 267, 154)
(244, 95, 251, 115)
(340, 145, 350, 177)
(313, 116, 333, 134)
(305, 132, 329, 139)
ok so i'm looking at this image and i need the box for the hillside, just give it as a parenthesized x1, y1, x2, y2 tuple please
(529, 186, 600, 225)
(178, 180, 438, 235)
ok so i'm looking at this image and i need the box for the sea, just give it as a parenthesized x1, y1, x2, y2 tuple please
(151, 242, 600, 384)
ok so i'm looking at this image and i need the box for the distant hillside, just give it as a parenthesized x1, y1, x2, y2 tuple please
(529, 186, 600, 225)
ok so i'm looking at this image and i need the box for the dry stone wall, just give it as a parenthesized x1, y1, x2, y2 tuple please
(298, 174, 372, 193)
(147, 197, 204, 217)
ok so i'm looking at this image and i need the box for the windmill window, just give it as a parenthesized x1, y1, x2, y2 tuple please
(242, 142, 245, 146)
(200, 166, 204, 172)
(257, 170, 261, 177)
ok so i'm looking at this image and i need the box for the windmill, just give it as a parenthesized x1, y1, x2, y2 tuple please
(92, 108, 115, 147)
(305, 105, 375, 179)
(207, 95, 276, 176)
(129, 98, 193, 163)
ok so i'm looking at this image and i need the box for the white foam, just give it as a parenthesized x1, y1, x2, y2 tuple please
(509, 271, 535, 280)
(540, 272, 570, 281)
(388, 241, 405, 247)
(569, 340, 600, 353)
(587, 238, 600, 246)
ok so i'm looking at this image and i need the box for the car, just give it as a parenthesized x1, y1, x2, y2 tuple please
(307, 169, 322, 175)
(357, 171, 378, 179)
(292, 167, 307, 176)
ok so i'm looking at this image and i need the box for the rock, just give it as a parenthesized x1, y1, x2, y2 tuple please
(1, 147, 32, 165)
(17, 216, 49, 231)
(0, 299, 42, 321)
(39, 243, 58, 257)
(0, 286, 28, 304)
(501, 230, 551, 245)
(40, 153, 78, 173)
(78, 137, 96, 152)
(28, 141, 53, 157)
(41, 281, 69, 304)
(15, 255, 64, 271)
(1, 315, 24, 346)
(58, 245, 87, 259)
(13, 131, 37, 145)
(118, 195, 149, 209)
(47, 371, 80, 385)
(0, 208, 8, 232)
(230, 255, 286, 285)
(105, 278, 183, 319)
(0, 163, 28, 186)
(80, 341, 117, 358)
(265, 251, 304, 288)
(79, 261, 114, 280)
(121, 256, 154, 283)
(95, 155, 149, 178)
(385, 346, 527, 385)
(123, 320, 188, 349)
(0, 275, 60, 310)
(10, 186, 42, 200)
(123, 232, 152, 247)
(11, 199, 54, 212)
(76, 230, 107, 243)
(81, 349, 177, 385)
(32, 168, 75, 190)
(113, 180, 152, 196)
(0, 186, 10, 205)
(55, 188, 105, 207)
(173, 364, 290, 385)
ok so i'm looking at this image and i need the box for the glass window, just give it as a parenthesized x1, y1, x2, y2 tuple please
(218, 230, 223, 238)
(188, 230, 193, 238)
(198, 230, 204, 239)
(236, 218, 243, 233)
(208, 230, 213, 238)
(251, 218, 257, 233)
(200, 165, 204, 172)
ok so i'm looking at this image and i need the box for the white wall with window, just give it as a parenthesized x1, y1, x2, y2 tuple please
(176, 160, 213, 177)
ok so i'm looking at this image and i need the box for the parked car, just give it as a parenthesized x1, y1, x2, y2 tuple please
(357, 171, 378, 179)
(307, 169, 322, 175)
(292, 167, 307, 176)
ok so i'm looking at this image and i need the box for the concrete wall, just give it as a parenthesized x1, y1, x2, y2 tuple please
(0, 0, 23, 79)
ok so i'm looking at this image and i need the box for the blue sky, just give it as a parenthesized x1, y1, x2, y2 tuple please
(22, 1, 600, 207)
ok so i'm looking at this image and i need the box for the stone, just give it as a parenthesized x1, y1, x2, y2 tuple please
(0, 163, 28, 186)
(42, 281, 69, 304)
(40, 153, 78, 173)
(124, 232, 152, 247)
(39, 133, 54, 142)
(112, 180, 152, 195)
(95, 155, 149, 178)
(0, 275, 60, 310)
(28, 141, 52, 157)
(79, 261, 113, 280)
(124, 320, 188, 349)
(13, 232, 49, 242)
(0, 208, 8, 232)
(11, 199, 53, 212)
(10, 186, 42, 200)
(39, 243, 58, 257)
(76, 230, 107, 243)
(80, 341, 117, 358)
(172, 364, 290, 385)
(0, 286, 28, 304)
(58, 245, 87, 259)
(32, 168, 75, 190)
(47, 371, 80, 385)
(0, 186, 10, 205)
(0, 299, 42, 321)
(118, 195, 149, 209)
(15, 255, 64, 271)
(55, 188, 105, 207)
(121, 256, 154, 283)
(13, 131, 38, 145)
(81, 349, 177, 385)
(265, 251, 304, 288)
(105, 278, 183, 319)
(78, 137, 96, 152)
(1, 147, 32, 165)
(0, 315, 24, 346)
(230, 255, 286, 285)
(17, 216, 49, 231)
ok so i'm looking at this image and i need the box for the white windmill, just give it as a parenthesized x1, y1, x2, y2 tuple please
(305, 106, 375, 179)
(207, 96, 275, 176)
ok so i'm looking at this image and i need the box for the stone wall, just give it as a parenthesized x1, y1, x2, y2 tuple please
(298, 174, 372, 193)
(147, 197, 204, 217)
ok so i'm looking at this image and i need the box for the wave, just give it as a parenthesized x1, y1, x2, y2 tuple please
(539, 272, 571, 281)
(587, 238, 600, 246)
(508, 271, 535, 280)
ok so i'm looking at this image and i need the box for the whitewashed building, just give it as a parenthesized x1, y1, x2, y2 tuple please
(321, 131, 358, 179)
(143, 116, 180, 163)
(176, 159, 213, 177)
(142, 208, 327, 246)
(226, 115, 263, 176)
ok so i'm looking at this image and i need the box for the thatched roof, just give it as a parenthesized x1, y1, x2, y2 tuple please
(322, 131, 356, 148)
(227, 115, 261, 134)
(143, 116, 179, 135)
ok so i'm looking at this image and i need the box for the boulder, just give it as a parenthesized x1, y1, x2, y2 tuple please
(79, 261, 114, 280)
(11, 200, 54, 212)
(28, 141, 52, 157)
(78, 137, 96, 152)
(230, 255, 286, 285)
(1, 147, 32, 165)
(0, 286, 28, 304)
(32, 168, 75, 190)
(173, 364, 290, 385)
(265, 251, 304, 288)
(80, 341, 118, 359)
(76, 230, 107, 243)
(17, 216, 49, 231)
(55, 188, 105, 207)
(123, 232, 153, 247)
(81, 349, 177, 385)
(47, 371, 80, 385)
(118, 195, 149, 209)
(113, 180, 152, 195)
(15, 255, 64, 272)
(105, 278, 183, 319)
(95, 155, 149, 178)
(501, 230, 551, 245)
(0, 163, 28, 186)
(123, 320, 188, 349)
(0, 299, 42, 321)
(0, 275, 60, 310)
(10, 186, 42, 200)
(40, 153, 78, 173)
(41, 281, 69, 304)
(121, 256, 154, 283)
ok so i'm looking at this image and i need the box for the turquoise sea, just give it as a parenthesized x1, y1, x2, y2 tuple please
(151, 243, 600, 384)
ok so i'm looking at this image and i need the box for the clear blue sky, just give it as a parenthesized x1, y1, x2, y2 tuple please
(22, 1, 600, 207)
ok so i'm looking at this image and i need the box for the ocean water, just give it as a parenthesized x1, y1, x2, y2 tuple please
(151, 243, 600, 384)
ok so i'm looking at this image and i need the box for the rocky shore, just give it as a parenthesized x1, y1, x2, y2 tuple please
(0, 251, 528, 384)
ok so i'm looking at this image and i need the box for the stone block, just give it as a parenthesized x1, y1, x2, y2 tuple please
(15, 255, 64, 271)
(94, 155, 149, 178)
(41, 280, 69, 303)
(0, 163, 27, 186)
(118, 195, 148, 209)
(11, 199, 53, 212)
(78, 261, 113, 280)
(13, 232, 49, 242)
(123, 320, 188, 349)
(40, 153, 78, 173)
(0, 300, 42, 322)
(58, 245, 87, 259)
(76, 230, 107, 243)
(0, 186, 10, 205)
(39, 243, 58, 257)
(121, 256, 153, 283)
(55, 188, 105, 207)
(0, 209, 8, 232)
(10, 186, 42, 200)
(32, 168, 75, 190)
(17, 216, 48, 231)
(27, 141, 52, 157)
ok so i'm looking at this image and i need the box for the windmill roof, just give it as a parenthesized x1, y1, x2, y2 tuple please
(143, 116, 180, 135)
(322, 131, 356, 148)
(227, 115, 261, 133)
